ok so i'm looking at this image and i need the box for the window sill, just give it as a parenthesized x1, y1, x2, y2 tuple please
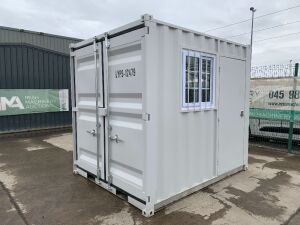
(181, 107, 217, 112)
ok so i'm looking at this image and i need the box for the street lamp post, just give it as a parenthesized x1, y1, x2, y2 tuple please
(250, 7, 256, 62)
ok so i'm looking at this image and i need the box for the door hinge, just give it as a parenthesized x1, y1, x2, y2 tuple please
(240, 110, 244, 117)
(72, 107, 78, 112)
(105, 41, 110, 48)
(104, 33, 110, 48)
(142, 113, 150, 121)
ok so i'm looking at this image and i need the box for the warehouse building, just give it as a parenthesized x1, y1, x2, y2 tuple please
(0, 26, 81, 133)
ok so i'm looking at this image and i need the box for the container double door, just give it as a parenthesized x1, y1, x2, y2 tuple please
(74, 27, 147, 201)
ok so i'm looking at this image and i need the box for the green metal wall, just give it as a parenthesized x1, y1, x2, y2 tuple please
(0, 27, 81, 133)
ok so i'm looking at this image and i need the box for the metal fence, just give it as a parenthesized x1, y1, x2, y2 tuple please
(249, 63, 300, 153)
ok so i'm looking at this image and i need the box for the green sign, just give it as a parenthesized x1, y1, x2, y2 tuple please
(0, 89, 69, 116)
(250, 108, 300, 121)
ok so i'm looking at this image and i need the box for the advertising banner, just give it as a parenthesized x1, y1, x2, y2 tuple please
(250, 78, 300, 121)
(0, 89, 69, 116)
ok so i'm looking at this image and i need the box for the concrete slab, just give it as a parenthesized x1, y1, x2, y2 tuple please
(0, 132, 299, 225)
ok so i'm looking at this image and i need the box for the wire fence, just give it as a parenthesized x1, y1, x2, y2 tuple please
(249, 63, 300, 152)
(251, 63, 296, 78)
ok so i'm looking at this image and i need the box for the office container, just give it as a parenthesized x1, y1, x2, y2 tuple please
(70, 14, 250, 217)
(0, 26, 81, 133)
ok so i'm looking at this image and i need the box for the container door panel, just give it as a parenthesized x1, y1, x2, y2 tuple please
(74, 44, 105, 179)
(218, 57, 246, 175)
(107, 28, 147, 201)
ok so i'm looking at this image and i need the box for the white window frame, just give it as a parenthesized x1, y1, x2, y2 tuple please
(182, 49, 216, 110)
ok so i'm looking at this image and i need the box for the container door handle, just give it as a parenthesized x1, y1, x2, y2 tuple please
(109, 134, 122, 143)
(240, 110, 244, 117)
(87, 129, 96, 136)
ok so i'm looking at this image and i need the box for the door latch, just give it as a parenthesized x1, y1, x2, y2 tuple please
(109, 134, 122, 143)
(87, 129, 96, 136)
(240, 110, 244, 117)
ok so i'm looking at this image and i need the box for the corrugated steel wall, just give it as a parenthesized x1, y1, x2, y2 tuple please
(0, 44, 72, 133)
(0, 27, 81, 133)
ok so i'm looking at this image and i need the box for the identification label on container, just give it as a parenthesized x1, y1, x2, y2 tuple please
(0, 89, 69, 116)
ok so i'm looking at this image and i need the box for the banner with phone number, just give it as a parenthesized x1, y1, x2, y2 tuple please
(250, 78, 300, 121)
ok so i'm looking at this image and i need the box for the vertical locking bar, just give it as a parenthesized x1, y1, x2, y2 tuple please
(70, 47, 77, 171)
(93, 37, 101, 179)
(103, 33, 112, 186)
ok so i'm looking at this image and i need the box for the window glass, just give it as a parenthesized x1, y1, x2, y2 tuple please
(201, 58, 212, 103)
(185, 56, 199, 103)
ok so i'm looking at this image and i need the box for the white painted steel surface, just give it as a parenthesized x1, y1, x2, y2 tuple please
(218, 57, 247, 175)
(71, 14, 250, 217)
(107, 28, 147, 201)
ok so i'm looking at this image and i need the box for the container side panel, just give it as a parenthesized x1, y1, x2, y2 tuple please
(146, 23, 218, 203)
(145, 21, 247, 205)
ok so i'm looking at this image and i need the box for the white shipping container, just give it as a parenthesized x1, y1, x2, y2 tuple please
(70, 14, 250, 217)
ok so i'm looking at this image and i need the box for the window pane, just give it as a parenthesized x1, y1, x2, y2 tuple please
(187, 56, 199, 71)
(185, 89, 189, 103)
(185, 55, 199, 104)
(202, 59, 207, 73)
(201, 57, 212, 103)
(202, 89, 210, 102)
(202, 73, 210, 89)
(202, 73, 207, 88)
(189, 89, 194, 103)
(207, 60, 211, 71)
(195, 89, 199, 102)
(186, 72, 199, 88)
(186, 89, 198, 103)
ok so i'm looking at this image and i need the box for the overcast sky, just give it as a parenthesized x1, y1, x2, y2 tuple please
(0, 0, 299, 66)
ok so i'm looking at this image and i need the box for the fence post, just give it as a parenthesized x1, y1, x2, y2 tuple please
(288, 63, 299, 153)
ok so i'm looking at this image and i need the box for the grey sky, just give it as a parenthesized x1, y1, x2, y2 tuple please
(1, 0, 299, 66)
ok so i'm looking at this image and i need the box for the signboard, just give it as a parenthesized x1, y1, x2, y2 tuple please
(250, 78, 300, 121)
(0, 89, 69, 116)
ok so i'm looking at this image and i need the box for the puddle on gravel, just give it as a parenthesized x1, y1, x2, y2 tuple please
(225, 171, 290, 218)
(43, 133, 73, 152)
